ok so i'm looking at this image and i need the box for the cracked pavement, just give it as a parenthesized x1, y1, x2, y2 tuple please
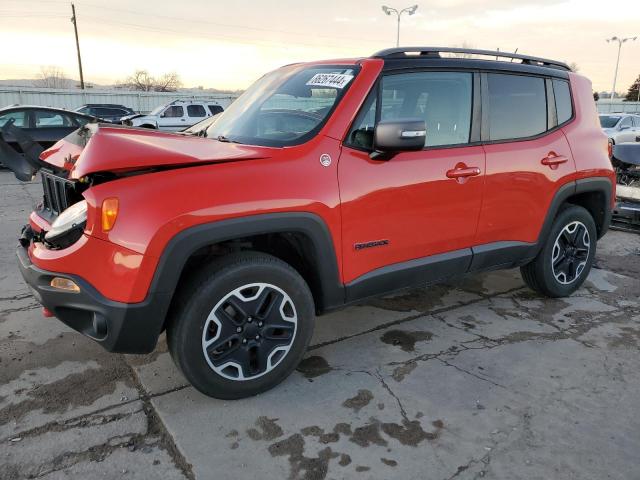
(1, 170, 640, 479)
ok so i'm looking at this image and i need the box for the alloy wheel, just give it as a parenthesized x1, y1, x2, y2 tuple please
(201, 283, 297, 381)
(551, 221, 590, 285)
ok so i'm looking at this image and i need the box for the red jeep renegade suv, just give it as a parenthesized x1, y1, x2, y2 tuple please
(14, 47, 615, 399)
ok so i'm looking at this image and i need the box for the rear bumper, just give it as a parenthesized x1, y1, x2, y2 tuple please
(16, 245, 170, 354)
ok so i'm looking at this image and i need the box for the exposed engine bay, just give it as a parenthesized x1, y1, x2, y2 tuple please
(612, 143, 640, 233)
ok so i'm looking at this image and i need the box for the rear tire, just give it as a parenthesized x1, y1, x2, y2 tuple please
(520, 205, 597, 297)
(166, 251, 315, 399)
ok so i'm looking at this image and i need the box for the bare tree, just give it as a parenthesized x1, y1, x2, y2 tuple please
(154, 72, 182, 92)
(33, 66, 71, 89)
(125, 70, 156, 92)
(123, 70, 182, 92)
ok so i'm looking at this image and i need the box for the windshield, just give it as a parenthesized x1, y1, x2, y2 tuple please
(599, 115, 621, 128)
(149, 105, 165, 116)
(205, 65, 358, 147)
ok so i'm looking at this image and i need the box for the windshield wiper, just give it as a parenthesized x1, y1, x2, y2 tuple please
(216, 135, 241, 144)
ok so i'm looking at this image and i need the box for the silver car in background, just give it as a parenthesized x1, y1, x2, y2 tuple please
(600, 113, 640, 144)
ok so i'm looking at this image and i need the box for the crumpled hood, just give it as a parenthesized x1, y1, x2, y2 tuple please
(40, 123, 274, 179)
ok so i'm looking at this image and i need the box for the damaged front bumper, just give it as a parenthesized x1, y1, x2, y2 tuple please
(612, 143, 640, 232)
(16, 244, 170, 354)
(612, 184, 640, 232)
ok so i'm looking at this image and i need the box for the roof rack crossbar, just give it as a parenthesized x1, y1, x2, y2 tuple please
(371, 47, 571, 71)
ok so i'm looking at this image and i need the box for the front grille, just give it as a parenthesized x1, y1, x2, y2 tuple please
(40, 170, 76, 217)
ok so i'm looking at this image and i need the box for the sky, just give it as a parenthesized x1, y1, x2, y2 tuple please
(1, 0, 639, 93)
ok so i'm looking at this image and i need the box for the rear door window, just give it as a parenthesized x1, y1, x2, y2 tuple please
(187, 105, 207, 117)
(552, 79, 573, 125)
(487, 74, 547, 141)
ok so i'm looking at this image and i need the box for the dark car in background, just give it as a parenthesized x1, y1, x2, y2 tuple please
(0, 105, 97, 174)
(0, 105, 95, 151)
(74, 104, 136, 123)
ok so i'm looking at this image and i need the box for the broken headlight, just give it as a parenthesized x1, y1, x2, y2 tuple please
(44, 200, 87, 248)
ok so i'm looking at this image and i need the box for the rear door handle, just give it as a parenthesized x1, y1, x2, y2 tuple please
(446, 166, 481, 179)
(541, 152, 569, 167)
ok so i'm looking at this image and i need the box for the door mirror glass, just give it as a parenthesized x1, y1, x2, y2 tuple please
(374, 118, 426, 152)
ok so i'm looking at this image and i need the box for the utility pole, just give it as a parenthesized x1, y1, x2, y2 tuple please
(71, 3, 85, 89)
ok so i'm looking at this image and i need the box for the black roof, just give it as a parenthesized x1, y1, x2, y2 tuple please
(371, 47, 571, 78)
(77, 103, 134, 110)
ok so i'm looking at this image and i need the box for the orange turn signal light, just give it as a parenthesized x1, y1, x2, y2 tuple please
(101, 197, 119, 232)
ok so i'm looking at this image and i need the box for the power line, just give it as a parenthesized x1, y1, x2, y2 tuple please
(77, 15, 377, 52)
(0, 2, 383, 46)
(72, 2, 382, 45)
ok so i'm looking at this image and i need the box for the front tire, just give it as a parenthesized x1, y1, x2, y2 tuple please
(166, 252, 315, 399)
(520, 205, 597, 297)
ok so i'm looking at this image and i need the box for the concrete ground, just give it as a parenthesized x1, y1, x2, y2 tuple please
(1, 169, 639, 480)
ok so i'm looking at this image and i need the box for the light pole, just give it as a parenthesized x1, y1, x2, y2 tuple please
(606, 36, 636, 102)
(382, 5, 418, 47)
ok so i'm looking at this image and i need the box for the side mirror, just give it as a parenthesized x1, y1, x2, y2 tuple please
(371, 119, 426, 159)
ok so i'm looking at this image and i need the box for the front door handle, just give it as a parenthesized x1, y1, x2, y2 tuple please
(541, 152, 569, 167)
(446, 166, 481, 179)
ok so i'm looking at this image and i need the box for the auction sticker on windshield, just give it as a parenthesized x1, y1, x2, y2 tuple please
(306, 73, 354, 89)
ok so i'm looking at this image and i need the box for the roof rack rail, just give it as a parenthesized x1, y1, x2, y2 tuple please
(371, 47, 571, 71)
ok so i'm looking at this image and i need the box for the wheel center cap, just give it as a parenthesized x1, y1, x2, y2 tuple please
(244, 322, 260, 338)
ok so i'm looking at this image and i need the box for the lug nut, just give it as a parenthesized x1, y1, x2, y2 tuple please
(258, 321, 263, 327)
(242, 339, 247, 344)
(236, 327, 242, 333)
(247, 316, 253, 323)
(255, 335, 260, 340)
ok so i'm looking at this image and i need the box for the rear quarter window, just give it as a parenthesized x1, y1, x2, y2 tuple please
(552, 79, 573, 125)
(209, 105, 223, 115)
(187, 105, 206, 117)
(487, 73, 547, 141)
